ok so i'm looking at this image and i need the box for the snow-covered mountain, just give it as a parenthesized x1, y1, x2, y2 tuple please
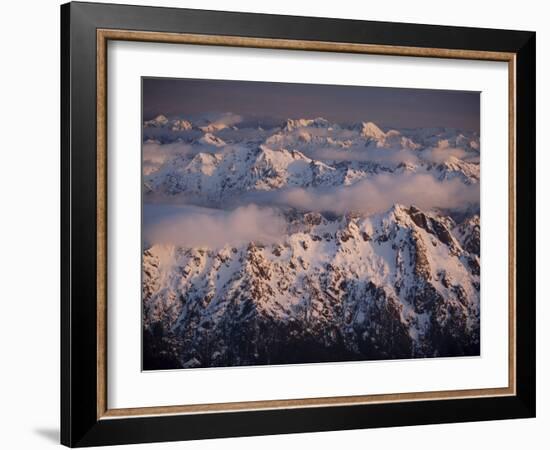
(144, 145, 340, 202)
(142, 115, 481, 370)
(143, 116, 480, 201)
(143, 114, 479, 152)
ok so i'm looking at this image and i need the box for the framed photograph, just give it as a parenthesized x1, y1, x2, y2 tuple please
(61, 1, 536, 447)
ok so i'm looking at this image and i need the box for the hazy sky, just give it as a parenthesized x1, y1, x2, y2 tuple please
(143, 77, 480, 131)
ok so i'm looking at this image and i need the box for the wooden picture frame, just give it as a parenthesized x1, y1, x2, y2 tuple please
(61, 1, 536, 447)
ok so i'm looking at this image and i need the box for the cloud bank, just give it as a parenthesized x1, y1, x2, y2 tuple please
(307, 144, 479, 166)
(245, 173, 479, 215)
(143, 142, 195, 174)
(144, 204, 286, 249)
(307, 147, 420, 165)
(204, 112, 243, 128)
(143, 141, 232, 175)
(420, 144, 479, 164)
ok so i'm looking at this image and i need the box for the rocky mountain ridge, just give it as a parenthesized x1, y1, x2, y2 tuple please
(142, 114, 481, 370)
(143, 205, 480, 369)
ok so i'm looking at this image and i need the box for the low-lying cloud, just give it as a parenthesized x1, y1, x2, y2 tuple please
(143, 142, 196, 175)
(308, 145, 479, 167)
(143, 141, 233, 175)
(307, 147, 420, 165)
(245, 173, 479, 215)
(420, 146, 479, 164)
(144, 204, 286, 249)
(206, 112, 243, 128)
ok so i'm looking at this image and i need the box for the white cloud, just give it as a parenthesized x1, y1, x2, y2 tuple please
(144, 204, 286, 249)
(250, 172, 479, 215)
(419, 141, 480, 164)
(143, 141, 241, 176)
(420, 146, 468, 164)
(210, 112, 243, 127)
(143, 142, 197, 175)
(308, 147, 420, 165)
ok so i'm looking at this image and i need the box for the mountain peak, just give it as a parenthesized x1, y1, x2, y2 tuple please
(144, 114, 170, 127)
(171, 118, 193, 131)
(283, 117, 330, 132)
(199, 133, 226, 147)
(359, 121, 385, 139)
(200, 122, 230, 133)
(154, 114, 168, 123)
(386, 203, 410, 220)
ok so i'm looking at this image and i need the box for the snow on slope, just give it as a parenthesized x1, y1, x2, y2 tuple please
(143, 205, 480, 368)
(141, 115, 481, 369)
(143, 115, 480, 201)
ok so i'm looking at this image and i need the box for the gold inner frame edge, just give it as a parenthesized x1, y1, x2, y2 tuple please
(96, 28, 517, 420)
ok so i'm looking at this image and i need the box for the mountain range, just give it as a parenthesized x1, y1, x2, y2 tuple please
(142, 114, 480, 370)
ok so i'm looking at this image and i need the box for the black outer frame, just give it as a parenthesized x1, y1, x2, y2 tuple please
(61, 1, 536, 447)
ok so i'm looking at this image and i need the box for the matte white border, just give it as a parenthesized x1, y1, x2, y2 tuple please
(107, 40, 509, 409)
